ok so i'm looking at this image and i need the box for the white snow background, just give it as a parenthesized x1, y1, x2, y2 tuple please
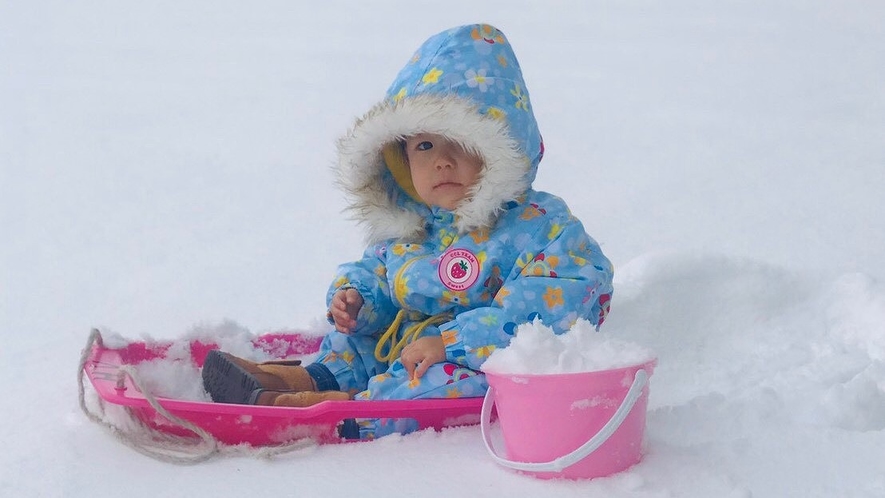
(2, 1, 884, 496)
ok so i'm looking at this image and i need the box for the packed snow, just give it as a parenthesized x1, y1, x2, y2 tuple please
(2, 1, 885, 497)
(482, 319, 655, 375)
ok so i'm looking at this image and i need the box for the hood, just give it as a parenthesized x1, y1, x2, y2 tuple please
(335, 24, 544, 243)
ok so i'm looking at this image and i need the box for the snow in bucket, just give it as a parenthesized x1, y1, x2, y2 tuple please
(480, 318, 656, 480)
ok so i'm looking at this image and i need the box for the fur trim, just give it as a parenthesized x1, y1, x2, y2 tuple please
(335, 93, 530, 244)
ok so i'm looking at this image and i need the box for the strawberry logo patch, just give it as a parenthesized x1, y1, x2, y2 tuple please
(438, 248, 480, 291)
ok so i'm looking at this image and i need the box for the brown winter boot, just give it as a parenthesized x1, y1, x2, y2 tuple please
(202, 349, 338, 406)
(227, 354, 317, 392)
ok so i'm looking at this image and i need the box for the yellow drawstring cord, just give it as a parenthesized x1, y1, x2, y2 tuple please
(374, 310, 451, 364)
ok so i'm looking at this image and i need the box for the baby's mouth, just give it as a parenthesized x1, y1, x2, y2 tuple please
(433, 181, 462, 189)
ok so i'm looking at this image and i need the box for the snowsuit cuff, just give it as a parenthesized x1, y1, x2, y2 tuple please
(440, 322, 470, 367)
(305, 363, 341, 392)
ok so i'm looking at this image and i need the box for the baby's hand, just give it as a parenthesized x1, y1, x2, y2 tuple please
(401, 336, 446, 380)
(330, 289, 363, 334)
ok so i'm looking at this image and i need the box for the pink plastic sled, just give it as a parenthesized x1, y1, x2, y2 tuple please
(81, 330, 486, 446)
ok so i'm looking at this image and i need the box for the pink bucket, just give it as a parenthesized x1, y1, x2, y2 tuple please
(481, 359, 656, 480)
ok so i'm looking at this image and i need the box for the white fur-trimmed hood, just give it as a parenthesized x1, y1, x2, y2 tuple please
(334, 94, 531, 244)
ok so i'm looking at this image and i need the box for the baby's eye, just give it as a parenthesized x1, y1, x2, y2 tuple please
(416, 141, 433, 151)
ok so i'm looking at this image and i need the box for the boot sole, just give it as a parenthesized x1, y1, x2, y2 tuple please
(202, 349, 267, 405)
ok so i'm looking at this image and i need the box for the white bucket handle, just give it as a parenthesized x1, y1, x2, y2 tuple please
(480, 368, 649, 473)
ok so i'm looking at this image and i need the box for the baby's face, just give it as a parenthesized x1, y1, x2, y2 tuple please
(404, 133, 483, 211)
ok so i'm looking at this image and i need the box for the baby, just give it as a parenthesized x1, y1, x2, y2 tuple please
(202, 23, 614, 440)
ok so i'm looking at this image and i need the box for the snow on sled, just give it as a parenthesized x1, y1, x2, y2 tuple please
(79, 329, 486, 450)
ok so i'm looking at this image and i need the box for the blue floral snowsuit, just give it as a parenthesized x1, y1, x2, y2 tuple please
(313, 24, 613, 439)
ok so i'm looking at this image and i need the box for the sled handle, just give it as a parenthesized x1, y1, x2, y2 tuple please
(480, 368, 648, 473)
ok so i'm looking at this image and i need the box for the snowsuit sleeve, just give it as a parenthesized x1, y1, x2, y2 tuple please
(440, 207, 614, 371)
(326, 243, 399, 336)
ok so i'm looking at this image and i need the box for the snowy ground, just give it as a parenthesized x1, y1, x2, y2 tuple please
(2, 1, 884, 497)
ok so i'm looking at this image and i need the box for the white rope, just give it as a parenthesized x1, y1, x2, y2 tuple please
(78, 328, 318, 464)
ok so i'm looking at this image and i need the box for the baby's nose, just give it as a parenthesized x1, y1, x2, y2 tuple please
(435, 154, 454, 169)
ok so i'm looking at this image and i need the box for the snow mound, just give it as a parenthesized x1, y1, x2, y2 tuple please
(481, 318, 655, 375)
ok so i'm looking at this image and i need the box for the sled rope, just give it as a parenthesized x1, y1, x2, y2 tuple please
(78, 329, 219, 464)
(78, 329, 318, 464)
(374, 310, 451, 364)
